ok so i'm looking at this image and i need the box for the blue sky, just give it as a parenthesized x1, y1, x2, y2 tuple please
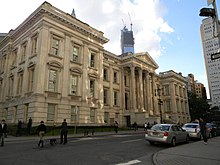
(157, 1, 207, 77)
(0, 0, 213, 97)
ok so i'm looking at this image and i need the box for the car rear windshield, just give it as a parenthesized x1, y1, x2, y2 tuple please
(184, 124, 198, 128)
(151, 125, 170, 131)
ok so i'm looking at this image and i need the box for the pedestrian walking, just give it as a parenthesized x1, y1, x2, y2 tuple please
(114, 121, 118, 133)
(133, 122, 138, 131)
(16, 120, 22, 136)
(144, 122, 147, 131)
(0, 119, 7, 147)
(60, 119, 68, 144)
(27, 117, 32, 135)
(36, 121, 46, 148)
(199, 118, 208, 144)
(147, 122, 150, 129)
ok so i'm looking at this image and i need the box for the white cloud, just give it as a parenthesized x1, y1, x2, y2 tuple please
(0, 0, 174, 58)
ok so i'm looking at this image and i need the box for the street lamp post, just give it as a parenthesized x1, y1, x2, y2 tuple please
(157, 88, 163, 124)
(200, 0, 220, 60)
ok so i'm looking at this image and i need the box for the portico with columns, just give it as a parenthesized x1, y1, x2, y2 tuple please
(116, 52, 162, 126)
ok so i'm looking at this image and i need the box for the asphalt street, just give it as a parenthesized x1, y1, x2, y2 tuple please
(0, 133, 167, 165)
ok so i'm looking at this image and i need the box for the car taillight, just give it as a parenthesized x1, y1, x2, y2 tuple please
(164, 132, 169, 136)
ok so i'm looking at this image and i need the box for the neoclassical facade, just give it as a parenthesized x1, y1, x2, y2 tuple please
(0, 2, 190, 126)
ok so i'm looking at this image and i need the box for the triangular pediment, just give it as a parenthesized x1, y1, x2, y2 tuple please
(135, 52, 158, 69)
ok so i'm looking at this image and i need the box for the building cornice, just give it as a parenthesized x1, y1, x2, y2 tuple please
(7, 1, 109, 45)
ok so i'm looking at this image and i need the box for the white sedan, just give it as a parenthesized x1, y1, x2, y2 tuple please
(145, 124, 189, 147)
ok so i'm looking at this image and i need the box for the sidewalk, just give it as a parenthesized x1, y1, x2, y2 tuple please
(153, 136, 220, 165)
(5, 129, 144, 142)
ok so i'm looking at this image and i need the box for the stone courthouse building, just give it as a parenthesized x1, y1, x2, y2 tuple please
(0, 2, 190, 127)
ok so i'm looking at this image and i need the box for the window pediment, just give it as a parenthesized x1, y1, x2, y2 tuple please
(17, 67, 24, 73)
(69, 67, 82, 74)
(28, 61, 36, 68)
(88, 72, 98, 78)
(47, 60, 63, 69)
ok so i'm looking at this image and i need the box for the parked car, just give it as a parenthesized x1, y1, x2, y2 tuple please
(182, 123, 201, 139)
(145, 124, 189, 147)
(182, 123, 211, 139)
(206, 123, 220, 137)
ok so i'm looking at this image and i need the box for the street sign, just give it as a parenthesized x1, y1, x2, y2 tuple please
(211, 52, 220, 60)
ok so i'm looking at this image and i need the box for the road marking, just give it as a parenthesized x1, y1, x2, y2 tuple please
(121, 139, 142, 143)
(116, 160, 141, 165)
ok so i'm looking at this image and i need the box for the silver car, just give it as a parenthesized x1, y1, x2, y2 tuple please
(145, 124, 189, 146)
(182, 123, 211, 139)
(182, 123, 201, 139)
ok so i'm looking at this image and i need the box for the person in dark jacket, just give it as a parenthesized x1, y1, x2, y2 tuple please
(60, 119, 68, 144)
(114, 121, 118, 133)
(199, 118, 208, 144)
(36, 121, 46, 148)
(27, 117, 32, 135)
(16, 120, 22, 136)
(0, 119, 7, 147)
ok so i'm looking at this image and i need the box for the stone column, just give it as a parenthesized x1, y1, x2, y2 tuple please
(130, 65, 136, 111)
(121, 67, 125, 110)
(151, 73, 158, 115)
(138, 68, 144, 111)
(82, 43, 89, 101)
(144, 72, 151, 112)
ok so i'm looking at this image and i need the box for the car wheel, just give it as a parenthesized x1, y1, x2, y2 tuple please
(171, 138, 176, 147)
(185, 135, 189, 143)
(149, 141, 155, 145)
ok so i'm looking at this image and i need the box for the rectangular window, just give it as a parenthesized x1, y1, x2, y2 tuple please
(47, 104, 56, 121)
(48, 70, 57, 92)
(90, 108, 96, 123)
(71, 106, 78, 123)
(17, 73, 23, 94)
(164, 85, 170, 95)
(114, 91, 118, 106)
(28, 68, 35, 92)
(9, 76, 14, 96)
(0, 80, 2, 98)
(103, 89, 108, 105)
(71, 75, 78, 95)
(90, 80, 95, 97)
(51, 38, 60, 56)
(175, 84, 178, 96)
(179, 87, 182, 97)
(124, 75, 127, 86)
(72, 45, 80, 62)
(103, 68, 108, 81)
(21, 43, 27, 61)
(31, 35, 38, 54)
(176, 100, 179, 112)
(3, 56, 6, 70)
(113, 72, 117, 83)
(166, 100, 171, 112)
(12, 50, 17, 66)
(90, 52, 95, 67)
